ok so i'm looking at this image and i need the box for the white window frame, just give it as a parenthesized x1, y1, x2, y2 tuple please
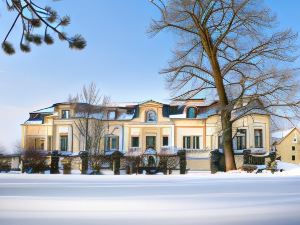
(61, 110, 70, 119)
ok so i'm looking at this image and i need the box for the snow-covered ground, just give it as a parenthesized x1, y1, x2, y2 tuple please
(277, 161, 300, 175)
(0, 171, 300, 225)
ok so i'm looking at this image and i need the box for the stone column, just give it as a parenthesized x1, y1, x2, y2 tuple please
(80, 151, 89, 175)
(243, 150, 251, 165)
(171, 125, 175, 147)
(68, 126, 72, 152)
(112, 151, 123, 175)
(210, 149, 220, 174)
(177, 150, 186, 174)
(50, 150, 59, 174)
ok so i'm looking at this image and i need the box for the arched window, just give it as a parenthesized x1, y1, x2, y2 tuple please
(146, 110, 157, 122)
(187, 107, 197, 118)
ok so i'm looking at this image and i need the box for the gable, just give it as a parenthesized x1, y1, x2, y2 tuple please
(139, 100, 164, 107)
(277, 128, 300, 146)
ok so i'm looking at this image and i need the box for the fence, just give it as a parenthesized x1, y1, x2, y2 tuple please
(0, 149, 187, 175)
(210, 149, 277, 173)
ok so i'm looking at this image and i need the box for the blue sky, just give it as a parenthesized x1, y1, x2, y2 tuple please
(0, 0, 300, 150)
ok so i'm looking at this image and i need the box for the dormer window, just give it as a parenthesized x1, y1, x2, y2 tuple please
(146, 110, 157, 122)
(187, 107, 197, 118)
(61, 110, 70, 119)
(30, 113, 40, 120)
(126, 108, 134, 114)
(108, 111, 116, 120)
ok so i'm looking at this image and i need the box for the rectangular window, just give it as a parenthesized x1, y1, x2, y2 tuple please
(292, 146, 296, 151)
(193, 136, 200, 149)
(105, 136, 119, 150)
(183, 136, 202, 149)
(218, 135, 224, 150)
(131, 137, 139, 148)
(237, 129, 247, 150)
(60, 135, 68, 151)
(111, 137, 116, 149)
(254, 129, 263, 148)
(163, 136, 169, 146)
(108, 111, 116, 120)
(105, 136, 110, 150)
(111, 136, 119, 150)
(183, 136, 191, 149)
(61, 110, 70, 119)
(292, 155, 295, 161)
(146, 136, 156, 149)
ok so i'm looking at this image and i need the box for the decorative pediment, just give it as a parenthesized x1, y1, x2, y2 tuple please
(139, 100, 164, 107)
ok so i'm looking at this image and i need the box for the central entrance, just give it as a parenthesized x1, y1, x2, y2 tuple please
(146, 136, 156, 149)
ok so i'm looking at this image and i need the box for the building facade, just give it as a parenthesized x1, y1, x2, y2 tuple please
(275, 128, 300, 164)
(21, 99, 271, 158)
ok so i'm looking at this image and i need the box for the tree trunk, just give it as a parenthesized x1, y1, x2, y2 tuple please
(221, 110, 237, 171)
(207, 46, 237, 171)
(85, 117, 89, 152)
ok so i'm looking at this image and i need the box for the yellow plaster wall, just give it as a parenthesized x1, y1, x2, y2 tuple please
(276, 129, 300, 164)
(21, 102, 271, 154)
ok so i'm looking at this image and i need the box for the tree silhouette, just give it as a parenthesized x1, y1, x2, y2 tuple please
(150, 0, 299, 171)
(2, 0, 86, 55)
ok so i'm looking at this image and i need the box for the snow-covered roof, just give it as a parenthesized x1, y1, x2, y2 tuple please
(31, 106, 54, 114)
(74, 111, 135, 121)
(272, 127, 298, 145)
(231, 101, 268, 120)
(272, 128, 295, 139)
(117, 113, 134, 120)
(197, 108, 219, 119)
(139, 99, 167, 105)
(24, 120, 43, 125)
(107, 102, 139, 107)
(169, 113, 186, 119)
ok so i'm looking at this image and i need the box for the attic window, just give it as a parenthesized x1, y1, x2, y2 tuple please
(126, 108, 134, 114)
(146, 110, 157, 122)
(61, 110, 70, 119)
(187, 107, 197, 118)
(30, 113, 40, 120)
(108, 111, 116, 120)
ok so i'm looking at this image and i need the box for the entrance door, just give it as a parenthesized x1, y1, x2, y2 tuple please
(146, 136, 156, 149)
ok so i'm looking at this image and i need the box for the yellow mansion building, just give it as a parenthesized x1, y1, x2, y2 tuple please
(21, 99, 271, 158)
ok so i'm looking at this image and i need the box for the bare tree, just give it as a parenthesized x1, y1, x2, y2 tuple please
(22, 148, 48, 173)
(13, 140, 23, 155)
(149, 0, 299, 171)
(0, 143, 7, 155)
(69, 82, 110, 155)
(2, 0, 86, 55)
